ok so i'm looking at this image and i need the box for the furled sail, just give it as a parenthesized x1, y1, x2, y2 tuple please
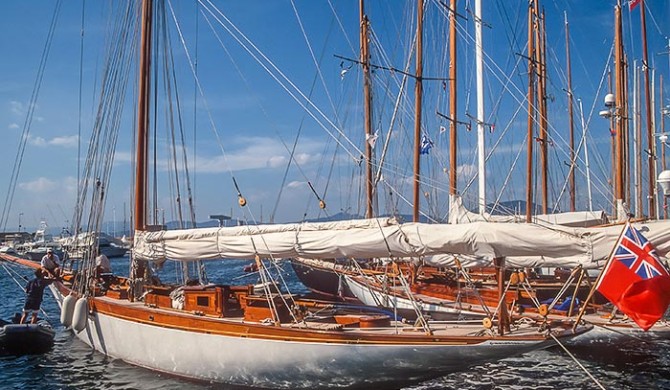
(447, 194, 608, 228)
(133, 218, 670, 269)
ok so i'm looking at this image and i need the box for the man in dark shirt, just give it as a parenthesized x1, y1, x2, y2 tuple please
(20, 269, 54, 324)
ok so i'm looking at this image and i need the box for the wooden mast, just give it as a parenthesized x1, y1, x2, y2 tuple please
(614, 3, 624, 218)
(449, 0, 457, 198)
(565, 12, 576, 212)
(640, 0, 656, 218)
(525, 2, 535, 223)
(135, 0, 153, 232)
(360, 0, 374, 219)
(535, 4, 548, 215)
(413, 0, 424, 222)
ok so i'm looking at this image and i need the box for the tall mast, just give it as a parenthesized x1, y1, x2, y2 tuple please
(535, 3, 548, 215)
(135, 0, 153, 231)
(613, 3, 624, 219)
(565, 12, 575, 212)
(661, 75, 666, 175)
(525, 2, 535, 223)
(475, 0, 486, 214)
(412, 0, 424, 222)
(661, 75, 667, 218)
(634, 61, 643, 217)
(448, 0, 457, 199)
(360, 0, 374, 219)
(623, 54, 630, 208)
(578, 99, 594, 211)
(640, 0, 655, 218)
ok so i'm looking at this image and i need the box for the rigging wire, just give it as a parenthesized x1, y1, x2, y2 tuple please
(68, 1, 138, 295)
(75, 0, 87, 238)
(0, 0, 63, 232)
(196, 0, 364, 162)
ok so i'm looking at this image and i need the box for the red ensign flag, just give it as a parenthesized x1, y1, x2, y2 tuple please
(596, 223, 670, 331)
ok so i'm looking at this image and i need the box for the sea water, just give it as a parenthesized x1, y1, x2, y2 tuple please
(1, 257, 669, 390)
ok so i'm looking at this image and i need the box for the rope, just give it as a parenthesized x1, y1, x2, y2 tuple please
(550, 333, 606, 390)
(0, 263, 51, 321)
(180, 0, 363, 164)
(0, 0, 63, 231)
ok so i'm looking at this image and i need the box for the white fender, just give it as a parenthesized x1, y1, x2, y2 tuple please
(60, 294, 76, 328)
(72, 297, 88, 332)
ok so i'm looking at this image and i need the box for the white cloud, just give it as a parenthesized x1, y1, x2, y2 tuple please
(49, 135, 79, 147)
(267, 155, 287, 168)
(293, 152, 317, 165)
(110, 137, 324, 173)
(18, 177, 57, 193)
(286, 181, 307, 189)
(10, 100, 25, 115)
(9, 101, 40, 116)
(8, 123, 19, 129)
(195, 136, 324, 173)
(457, 164, 477, 177)
(28, 135, 47, 146)
(27, 134, 79, 148)
(114, 151, 133, 163)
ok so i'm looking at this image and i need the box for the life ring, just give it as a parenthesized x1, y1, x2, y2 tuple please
(518, 271, 527, 283)
(538, 304, 549, 317)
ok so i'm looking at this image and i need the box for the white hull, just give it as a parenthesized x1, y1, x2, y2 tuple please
(48, 285, 571, 388)
(345, 275, 485, 320)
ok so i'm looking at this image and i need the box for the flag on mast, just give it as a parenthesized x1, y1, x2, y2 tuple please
(596, 223, 670, 331)
(629, 0, 641, 10)
(419, 134, 434, 155)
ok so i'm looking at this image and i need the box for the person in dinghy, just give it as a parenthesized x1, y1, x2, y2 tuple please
(20, 269, 55, 324)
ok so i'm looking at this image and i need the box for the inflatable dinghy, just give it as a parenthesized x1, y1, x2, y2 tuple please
(0, 317, 55, 355)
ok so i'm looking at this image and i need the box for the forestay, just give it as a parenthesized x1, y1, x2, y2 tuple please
(133, 218, 670, 269)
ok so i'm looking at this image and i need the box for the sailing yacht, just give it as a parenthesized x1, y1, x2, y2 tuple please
(0, 1, 597, 388)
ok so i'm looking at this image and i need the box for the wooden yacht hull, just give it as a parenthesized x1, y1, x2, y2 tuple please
(48, 285, 585, 389)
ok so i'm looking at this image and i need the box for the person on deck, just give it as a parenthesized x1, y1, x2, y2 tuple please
(40, 248, 61, 278)
(20, 269, 54, 324)
(95, 253, 111, 275)
(95, 253, 114, 290)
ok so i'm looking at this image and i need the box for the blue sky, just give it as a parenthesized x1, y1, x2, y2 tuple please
(1, 0, 669, 235)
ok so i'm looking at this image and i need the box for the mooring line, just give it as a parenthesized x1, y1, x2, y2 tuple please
(550, 333, 605, 390)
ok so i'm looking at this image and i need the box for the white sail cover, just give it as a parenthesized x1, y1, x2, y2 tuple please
(447, 194, 608, 227)
(133, 218, 670, 269)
